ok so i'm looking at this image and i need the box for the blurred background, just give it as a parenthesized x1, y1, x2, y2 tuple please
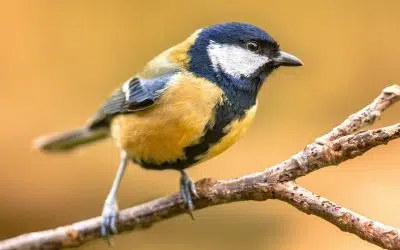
(1, 0, 399, 249)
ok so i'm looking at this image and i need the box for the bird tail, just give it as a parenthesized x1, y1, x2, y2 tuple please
(33, 127, 109, 152)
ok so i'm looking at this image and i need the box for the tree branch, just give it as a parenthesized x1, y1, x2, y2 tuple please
(273, 181, 400, 250)
(0, 84, 399, 250)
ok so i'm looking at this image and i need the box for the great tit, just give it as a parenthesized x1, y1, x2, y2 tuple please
(34, 22, 303, 238)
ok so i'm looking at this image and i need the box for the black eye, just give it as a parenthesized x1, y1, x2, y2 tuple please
(246, 41, 260, 52)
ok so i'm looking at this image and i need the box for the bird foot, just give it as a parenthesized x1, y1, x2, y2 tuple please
(180, 171, 199, 219)
(101, 201, 119, 244)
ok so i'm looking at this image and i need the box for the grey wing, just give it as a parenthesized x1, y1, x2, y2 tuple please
(87, 77, 167, 129)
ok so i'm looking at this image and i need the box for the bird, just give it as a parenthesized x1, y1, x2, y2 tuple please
(34, 22, 303, 239)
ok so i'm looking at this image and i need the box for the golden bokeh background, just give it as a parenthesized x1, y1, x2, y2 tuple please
(1, 1, 400, 249)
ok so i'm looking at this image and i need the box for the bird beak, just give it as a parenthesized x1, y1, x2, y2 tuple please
(273, 51, 303, 67)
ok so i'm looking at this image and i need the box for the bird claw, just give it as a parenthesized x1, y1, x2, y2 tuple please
(101, 201, 119, 243)
(180, 171, 198, 219)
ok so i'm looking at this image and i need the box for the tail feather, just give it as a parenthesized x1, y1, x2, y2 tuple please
(33, 127, 109, 152)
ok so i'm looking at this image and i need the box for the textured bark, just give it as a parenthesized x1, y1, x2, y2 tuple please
(273, 182, 400, 250)
(0, 84, 399, 250)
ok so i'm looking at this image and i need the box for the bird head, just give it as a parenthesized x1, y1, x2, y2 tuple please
(188, 22, 303, 91)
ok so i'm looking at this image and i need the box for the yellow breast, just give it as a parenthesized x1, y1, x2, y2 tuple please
(196, 103, 258, 162)
(110, 72, 224, 165)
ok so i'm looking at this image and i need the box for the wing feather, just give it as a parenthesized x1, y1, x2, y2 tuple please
(87, 77, 159, 129)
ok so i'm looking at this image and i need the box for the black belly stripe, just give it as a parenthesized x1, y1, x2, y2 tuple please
(138, 100, 234, 170)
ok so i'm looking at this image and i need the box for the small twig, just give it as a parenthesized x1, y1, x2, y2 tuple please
(273, 181, 400, 250)
(319, 84, 400, 142)
(263, 123, 400, 182)
(0, 84, 398, 250)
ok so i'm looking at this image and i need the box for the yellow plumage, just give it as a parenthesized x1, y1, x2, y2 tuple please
(111, 72, 224, 164)
(138, 29, 202, 79)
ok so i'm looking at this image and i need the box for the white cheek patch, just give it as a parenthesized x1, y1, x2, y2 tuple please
(207, 41, 270, 78)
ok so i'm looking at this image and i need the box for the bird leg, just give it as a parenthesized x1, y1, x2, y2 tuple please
(101, 151, 128, 243)
(179, 170, 199, 219)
